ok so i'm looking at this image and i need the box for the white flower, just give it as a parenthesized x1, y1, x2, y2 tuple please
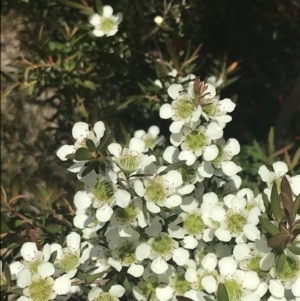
(89, 6, 123, 37)
(108, 137, 156, 174)
(159, 84, 202, 133)
(134, 164, 183, 213)
(50, 232, 90, 278)
(10, 242, 51, 279)
(88, 285, 125, 301)
(134, 125, 164, 151)
(16, 262, 71, 301)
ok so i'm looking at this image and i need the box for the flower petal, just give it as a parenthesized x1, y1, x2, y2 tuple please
(135, 243, 151, 261)
(38, 262, 55, 278)
(109, 285, 125, 298)
(151, 257, 168, 274)
(57, 145, 75, 161)
(54, 275, 71, 295)
(17, 269, 32, 288)
(21, 242, 38, 261)
(89, 14, 101, 26)
(102, 5, 113, 17)
(72, 122, 89, 140)
(168, 84, 184, 99)
(115, 189, 131, 208)
(93, 121, 105, 141)
(203, 145, 219, 161)
(172, 247, 189, 266)
(159, 104, 173, 119)
(163, 146, 179, 164)
(74, 190, 92, 209)
(169, 120, 184, 133)
(108, 143, 122, 158)
(67, 232, 81, 251)
(127, 264, 144, 277)
(96, 205, 113, 222)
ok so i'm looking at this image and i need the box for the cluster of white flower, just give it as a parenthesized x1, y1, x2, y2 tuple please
(7, 77, 299, 301)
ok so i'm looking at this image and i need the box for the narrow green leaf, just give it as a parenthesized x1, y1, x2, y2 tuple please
(86, 271, 107, 284)
(102, 274, 117, 291)
(268, 127, 275, 155)
(292, 194, 300, 219)
(147, 292, 152, 301)
(96, 129, 112, 153)
(58, 0, 88, 10)
(260, 217, 281, 235)
(83, 80, 96, 90)
(270, 182, 282, 222)
(267, 233, 290, 249)
(262, 192, 270, 211)
(74, 148, 94, 161)
(4, 262, 11, 287)
(217, 283, 229, 301)
(86, 139, 96, 152)
(176, 297, 194, 301)
(12, 288, 24, 295)
(10, 174, 21, 197)
(142, 201, 148, 220)
(94, 0, 103, 14)
(288, 245, 300, 255)
(164, 37, 180, 70)
(49, 251, 57, 264)
(204, 297, 215, 301)
(276, 253, 286, 272)
(281, 192, 293, 220)
(26, 180, 47, 204)
(82, 161, 99, 177)
(159, 160, 187, 175)
(281, 176, 293, 218)
(123, 277, 131, 293)
(165, 214, 178, 225)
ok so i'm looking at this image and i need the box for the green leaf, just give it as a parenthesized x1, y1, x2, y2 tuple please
(288, 245, 300, 255)
(217, 283, 229, 301)
(1, 218, 10, 234)
(117, 95, 142, 110)
(267, 233, 290, 249)
(4, 262, 11, 287)
(260, 217, 281, 235)
(159, 160, 187, 175)
(10, 174, 21, 197)
(268, 127, 275, 155)
(26, 180, 47, 204)
(204, 297, 215, 301)
(165, 214, 178, 225)
(86, 270, 107, 284)
(262, 192, 270, 211)
(102, 274, 117, 291)
(94, 0, 103, 14)
(74, 148, 94, 161)
(83, 80, 96, 90)
(81, 161, 99, 177)
(281, 176, 293, 218)
(142, 201, 148, 220)
(58, 0, 88, 10)
(96, 129, 112, 153)
(86, 139, 96, 152)
(276, 253, 286, 272)
(12, 288, 24, 295)
(164, 37, 180, 70)
(292, 194, 300, 219)
(49, 251, 57, 264)
(176, 297, 194, 301)
(147, 292, 152, 301)
(123, 277, 132, 293)
(270, 182, 282, 222)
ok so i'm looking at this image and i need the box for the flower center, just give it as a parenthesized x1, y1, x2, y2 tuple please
(185, 131, 206, 151)
(175, 98, 195, 120)
(248, 256, 261, 273)
(95, 293, 119, 301)
(24, 258, 43, 274)
(202, 103, 217, 117)
(115, 204, 137, 223)
(119, 243, 136, 266)
(144, 179, 168, 204)
(29, 277, 53, 301)
(277, 257, 299, 281)
(213, 145, 225, 163)
(223, 279, 243, 301)
(151, 235, 173, 255)
(119, 149, 141, 173)
(144, 135, 155, 149)
(101, 18, 115, 33)
(183, 213, 205, 235)
(93, 180, 115, 203)
(174, 274, 191, 294)
(178, 165, 196, 183)
(227, 213, 247, 235)
(141, 280, 159, 300)
(60, 252, 80, 272)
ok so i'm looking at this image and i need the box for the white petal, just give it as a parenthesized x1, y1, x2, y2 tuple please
(203, 83, 216, 99)
(225, 138, 240, 156)
(146, 201, 160, 213)
(243, 224, 260, 241)
(96, 205, 113, 222)
(185, 267, 197, 282)
(230, 196, 246, 211)
(269, 279, 285, 298)
(21, 242, 38, 261)
(156, 285, 173, 301)
(254, 282, 269, 297)
(206, 122, 223, 140)
(168, 84, 184, 99)
(108, 143, 122, 158)
(134, 129, 146, 139)
(218, 257, 237, 276)
(134, 180, 145, 197)
(93, 121, 105, 141)
(57, 145, 75, 161)
(182, 236, 198, 249)
(203, 145, 219, 161)
(135, 243, 151, 261)
(163, 146, 179, 164)
(177, 184, 195, 195)
(127, 264, 144, 277)
(54, 275, 71, 295)
(292, 279, 300, 297)
(18, 297, 31, 301)
(272, 161, 288, 176)
(89, 14, 101, 26)
(209, 206, 226, 222)
(178, 150, 196, 166)
(201, 253, 217, 271)
(148, 125, 160, 137)
(243, 271, 260, 290)
(233, 243, 250, 261)
(219, 98, 236, 113)
(170, 132, 184, 147)
(165, 195, 182, 208)
(92, 29, 104, 37)
(38, 262, 55, 278)
(260, 252, 275, 271)
(197, 161, 214, 178)
(159, 104, 173, 119)
(221, 161, 239, 177)
(202, 228, 214, 242)
(88, 288, 103, 300)
(258, 165, 270, 183)
(68, 162, 85, 173)
(72, 122, 89, 140)
(10, 262, 23, 279)
(115, 189, 131, 208)
(102, 5, 113, 17)
(201, 275, 217, 293)
(172, 248, 189, 266)
(215, 228, 232, 242)
(164, 170, 183, 187)
(67, 232, 81, 251)
(73, 213, 89, 228)
(129, 138, 145, 153)
(108, 257, 122, 271)
(42, 244, 51, 262)
(241, 293, 260, 301)
(17, 269, 32, 288)
(170, 121, 184, 133)
(74, 190, 92, 209)
(151, 257, 168, 274)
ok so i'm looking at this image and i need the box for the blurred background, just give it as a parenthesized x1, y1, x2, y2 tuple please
(1, 0, 300, 191)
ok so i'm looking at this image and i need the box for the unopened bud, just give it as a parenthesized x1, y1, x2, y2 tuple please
(154, 16, 164, 25)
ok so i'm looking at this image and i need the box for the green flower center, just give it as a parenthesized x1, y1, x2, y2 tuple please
(202, 103, 217, 117)
(248, 256, 261, 273)
(60, 252, 80, 272)
(144, 179, 168, 204)
(174, 274, 191, 294)
(213, 145, 225, 163)
(115, 204, 137, 223)
(185, 131, 206, 151)
(144, 136, 155, 149)
(227, 213, 247, 234)
(223, 279, 243, 301)
(29, 278, 53, 301)
(277, 257, 299, 281)
(95, 293, 119, 301)
(176, 98, 195, 120)
(93, 180, 114, 203)
(24, 259, 43, 274)
(151, 235, 173, 255)
(178, 165, 196, 183)
(119, 243, 136, 265)
(142, 280, 158, 300)
(101, 18, 116, 33)
(183, 213, 205, 235)
(119, 150, 141, 173)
